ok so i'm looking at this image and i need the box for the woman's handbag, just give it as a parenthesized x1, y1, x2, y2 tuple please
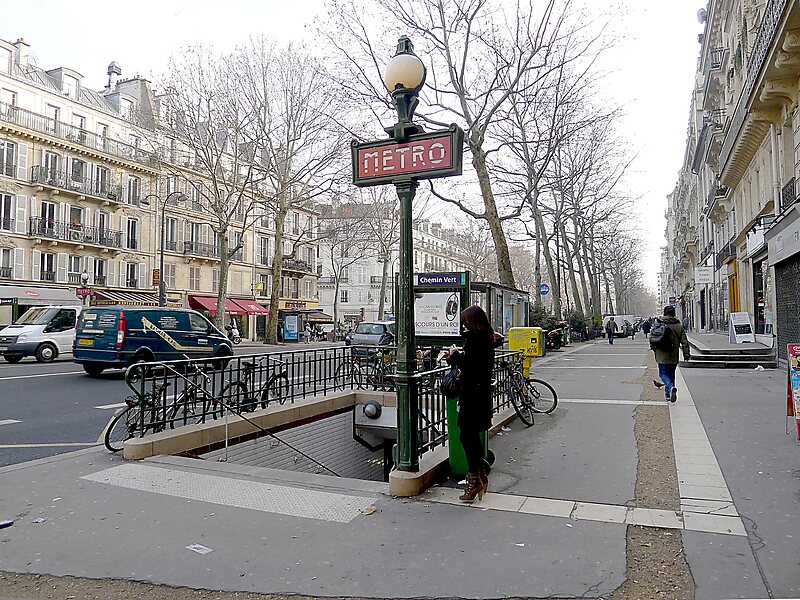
(439, 364, 462, 399)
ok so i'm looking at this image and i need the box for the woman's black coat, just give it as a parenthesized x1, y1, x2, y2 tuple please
(449, 331, 494, 432)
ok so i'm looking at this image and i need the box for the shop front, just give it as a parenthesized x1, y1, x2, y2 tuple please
(470, 281, 529, 334)
(0, 284, 81, 327)
(766, 204, 800, 363)
(91, 289, 182, 308)
(276, 299, 321, 342)
(188, 295, 247, 337)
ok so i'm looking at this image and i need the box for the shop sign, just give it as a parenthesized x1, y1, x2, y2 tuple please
(787, 344, 800, 443)
(746, 228, 766, 257)
(729, 311, 755, 343)
(0, 298, 17, 305)
(694, 266, 714, 285)
(414, 291, 461, 337)
(75, 287, 91, 297)
(766, 205, 800, 265)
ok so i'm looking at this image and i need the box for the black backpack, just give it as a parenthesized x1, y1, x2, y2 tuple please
(649, 320, 676, 351)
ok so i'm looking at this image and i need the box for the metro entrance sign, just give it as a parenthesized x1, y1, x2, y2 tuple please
(352, 126, 464, 187)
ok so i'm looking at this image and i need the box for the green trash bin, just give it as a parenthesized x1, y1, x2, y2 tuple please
(446, 395, 495, 476)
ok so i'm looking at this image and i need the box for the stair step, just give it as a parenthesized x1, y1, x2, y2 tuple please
(690, 354, 773, 361)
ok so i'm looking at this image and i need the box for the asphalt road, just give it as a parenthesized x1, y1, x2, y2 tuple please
(0, 341, 347, 467)
(0, 355, 128, 467)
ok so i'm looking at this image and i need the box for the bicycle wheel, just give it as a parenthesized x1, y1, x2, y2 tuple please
(334, 362, 361, 390)
(526, 378, 558, 414)
(261, 373, 290, 407)
(104, 404, 141, 452)
(220, 381, 251, 412)
(168, 390, 213, 428)
(508, 371, 535, 427)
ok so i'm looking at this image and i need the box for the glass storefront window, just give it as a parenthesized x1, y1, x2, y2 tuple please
(753, 259, 765, 334)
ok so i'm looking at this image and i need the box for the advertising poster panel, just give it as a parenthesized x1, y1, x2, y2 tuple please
(283, 314, 299, 342)
(788, 344, 800, 443)
(414, 291, 461, 337)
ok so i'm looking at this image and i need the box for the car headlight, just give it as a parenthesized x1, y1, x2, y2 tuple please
(16, 333, 27, 343)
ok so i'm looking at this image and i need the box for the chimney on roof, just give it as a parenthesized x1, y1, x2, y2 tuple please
(106, 61, 122, 91)
(12, 38, 29, 67)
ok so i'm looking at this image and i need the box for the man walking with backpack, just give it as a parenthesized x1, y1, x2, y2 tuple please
(650, 305, 690, 402)
(605, 317, 618, 345)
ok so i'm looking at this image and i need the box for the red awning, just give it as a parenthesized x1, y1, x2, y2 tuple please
(231, 299, 270, 316)
(188, 295, 245, 316)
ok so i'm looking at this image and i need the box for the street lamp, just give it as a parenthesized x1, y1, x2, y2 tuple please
(383, 37, 426, 472)
(140, 190, 187, 306)
(80, 270, 89, 306)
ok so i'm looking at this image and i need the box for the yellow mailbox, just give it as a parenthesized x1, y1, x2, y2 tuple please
(508, 327, 544, 377)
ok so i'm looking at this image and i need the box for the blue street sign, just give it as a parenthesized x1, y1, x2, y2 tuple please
(539, 283, 550, 296)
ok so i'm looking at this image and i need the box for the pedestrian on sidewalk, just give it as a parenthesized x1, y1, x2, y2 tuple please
(605, 317, 618, 345)
(304, 323, 312, 343)
(442, 305, 495, 504)
(651, 305, 691, 402)
(641, 319, 651, 337)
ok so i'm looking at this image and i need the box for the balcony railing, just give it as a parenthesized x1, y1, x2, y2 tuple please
(31, 166, 122, 202)
(28, 217, 123, 248)
(715, 241, 737, 270)
(183, 241, 220, 258)
(229, 249, 243, 262)
(1, 161, 14, 177)
(126, 278, 138, 289)
(719, 0, 789, 175)
(40, 270, 55, 282)
(318, 276, 347, 284)
(781, 177, 796, 211)
(0, 266, 11, 279)
(68, 273, 83, 284)
(710, 47, 724, 70)
(94, 274, 107, 286)
(0, 217, 13, 231)
(164, 240, 178, 252)
(0, 102, 159, 168)
(282, 258, 312, 273)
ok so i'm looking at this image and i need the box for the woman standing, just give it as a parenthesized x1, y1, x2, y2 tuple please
(443, 305, 495, 503)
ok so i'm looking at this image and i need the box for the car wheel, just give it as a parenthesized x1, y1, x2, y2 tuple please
(3, 355, 23, 363)
(35, 343, 57, 363)
(126, 351, 154, 383)
(212, 346, 232, 370)
(83, 364, 104, 377)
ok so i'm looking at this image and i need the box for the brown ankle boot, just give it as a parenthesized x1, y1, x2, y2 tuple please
(459, 473, 484, 503)
(479, 470, 489, 493)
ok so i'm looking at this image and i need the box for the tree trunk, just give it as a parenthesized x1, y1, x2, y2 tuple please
(532, 205, 560, 319)
(471, 146, 515, 288)
(332, 277, 340, 328)
(559, 222, 583, 316)
(377, 254, 390, 319)
(603, 269, 615, 315)
(265, 206, 287, 344)
(215, 228, 229, 329)
(534, 232, 542, 308)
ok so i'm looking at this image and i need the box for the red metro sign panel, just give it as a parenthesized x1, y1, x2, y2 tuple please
(352, 126, 464, 187)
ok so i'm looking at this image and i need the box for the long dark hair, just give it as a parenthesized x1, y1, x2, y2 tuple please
(461, 305, 493, 342)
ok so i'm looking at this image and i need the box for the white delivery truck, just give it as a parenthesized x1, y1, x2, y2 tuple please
(0, 305, 84, 363)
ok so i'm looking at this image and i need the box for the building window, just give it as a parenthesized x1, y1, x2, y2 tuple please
(0, 193, 12, 230)
(95, 166, 110, 196)
(164, 263, 176, 289)
(212, 269, 219, 293)
(45, 104, 59, 134)
(258, 237, 270, 265)
(95, 258, 106, 285)
(258, 273, 269, 296)
(43, 151, 59, 180)
(70, 158, 86, 184)
(0, 247, 11, 279)
(165, 217, 178, 251)
(1, 88, 17, 106)
(127, 175, 141, 204)
(304, 280, 312, 299)
(126, 263, 137, 288)
(190, 266, 200, 291)
(40, 252, 55, 281)
(126, 219, 139, 250)
(290, 277, 299, 299)
(120, 98, 134, 120)
(0, 140, 15, 177)
(359, 289, 366, 302)
(340, 289, 349, 304)
(97, 123, 108, 150)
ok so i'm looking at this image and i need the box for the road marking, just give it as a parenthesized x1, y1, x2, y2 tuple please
(0, 419, 21, 426)
(94, 402, 127, 410)
(422, 488, 746, 536)
(0, 371, 83, 382)
(559, 398, 665, 406)
(0, 442, 99, 448)
(536, 366, 645, 369)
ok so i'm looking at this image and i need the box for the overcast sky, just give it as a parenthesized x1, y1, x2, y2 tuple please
(2, 0, 703, 292)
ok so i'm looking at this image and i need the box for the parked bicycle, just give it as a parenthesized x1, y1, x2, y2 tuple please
(220, 356, 290, 412)
(334, 348, 396, 391)
(167, 361, 222, 428)
(104, 382, 171, 452)
(501, 358, 558, 427)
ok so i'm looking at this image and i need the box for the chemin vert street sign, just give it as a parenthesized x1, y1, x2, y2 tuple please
(352, 125, 464, 187)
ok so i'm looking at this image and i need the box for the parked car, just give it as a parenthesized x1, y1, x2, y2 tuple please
(73, 306, 232, 377)
(348, 321, 396, 358)
(0, 305, 84, 363)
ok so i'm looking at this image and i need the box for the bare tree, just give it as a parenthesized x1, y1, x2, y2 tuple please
(160, 46, 268, 326)
(238, 39, 347, 343)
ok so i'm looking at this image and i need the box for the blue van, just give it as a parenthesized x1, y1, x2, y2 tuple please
(73, 306, 232, 376)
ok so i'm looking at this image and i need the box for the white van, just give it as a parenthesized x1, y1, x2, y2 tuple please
(0, 305, 84, 363)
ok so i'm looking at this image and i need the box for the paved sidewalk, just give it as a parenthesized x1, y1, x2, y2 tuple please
(0, 338, 796, 598)
(687, 332, 770, 352)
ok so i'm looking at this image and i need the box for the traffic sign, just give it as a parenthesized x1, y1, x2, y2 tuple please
(539, 283, 550, 296)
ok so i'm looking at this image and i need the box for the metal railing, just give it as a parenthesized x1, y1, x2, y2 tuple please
(282, 258, 312, 273)
(68, 273, 83, 284)
(40, 270, 55, 282)
(710, 47, 724, 70)
(94, 274, 107, 285)
(719, 0, 789, 175)
(781, 177, 796, 211)
(31, 166, 122, 202)
(122, 345, 524, 461)
(0, 102, 159, 168)
(0, 266, 11, 279)
(1, 161, 14, 177)
(183, 241, 220, 258)
(28, 217, 123, 248)
(126, 278, 138, 289)
(0, 217, 13, 231)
